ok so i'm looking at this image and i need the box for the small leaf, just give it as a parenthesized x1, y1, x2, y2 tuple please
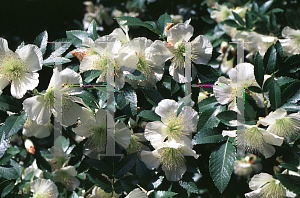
(115, 153, 137, 179)
(264, 77, 281, 109)
(33, 30, 48, 55)
(138, 110, 161, 121)
(138, 86, 164, 106)
(245, 11, 253, 29)
(259, 0, 273, 15)
(66, 30, 88, 48)
(197, 105, 225, 132)
(282, 80, 300, 104)
(0, 166, 20, 179)
(216, 110, 237, 127)
(209, 139, 236, 193)
(193, 128, 227, 145)
(269, 11, 276, 31)
(280, 103, 300, 112)
(232, 11, 245, 26)
(263, 45, 277, 74)
(158, 13, 172, 35)
(196, 64, 220, 82)
(179, 181, 200, 196)
(285, 9, 300, 30)
(87, 20, 98, 41)
(77, 90, 98, 109)
(248, 85, 262, 93)
(36, 155, 52, 172)
(125, 70, 147, 81)
(0, 95, 23, 113)
(136, 159, 152, 191)
(276, 174, 300, 195)
(223, 20, 241, 28)
(2, 112, 26, 138)
(0, 133, 10, 159)
(1, 180, 14, 197)
(87, 168, 112, 193)
(280, 163, 298, 172)
(81, 70, 103, 83)
(86, 159, 113, 178)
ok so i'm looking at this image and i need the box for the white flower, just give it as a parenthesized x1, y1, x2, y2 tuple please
(280, 26, 300, 55)
(31, 178, 58, 198)
(0, 38, 43, 98)
(210, 3, 231, 23)
(23, 68, 83, 126)
(89, 186, 121, 198)
(141, 139, 199, 181)
(23, 159, 42, 181)
(222, 124, 283, 158)
(166, 23, 212, 83)
(234, 155, 262, 178)
(144, 99, 198, 147)
(110, 20, 130, 44)
(73, 108, 131, 157)
(213, 63, 255, 112)
(125, 188, 148, 198)
(260, 108, 300, 139)
(116, 37, 173, 88)
(52, 166, 80, 191)
(47, 146, 68, 171)
(22, 117, 53, 138)
(245, 173, 296, 198)
(247, 32, 278, 57)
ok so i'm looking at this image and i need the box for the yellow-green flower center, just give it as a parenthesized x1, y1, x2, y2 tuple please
(44, 87, 55, 107)
(270, 117, 300, 138)
(1, 55, 27, 80)
(126, 135, 142, 154)
(87, 127, 107, 151)
(238, 127, 264, 154)
(171, 43, 185, 69)
(160, 147, 185, 171)
(260, 180, 286, 198)
(166, 116, 184, 140)
(136, 55, 152, 79)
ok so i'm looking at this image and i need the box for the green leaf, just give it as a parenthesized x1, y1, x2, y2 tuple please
(33, 30, 48, 55)
(198, 96, 218, 114)
(86, 159, 113, 178)
(158, 13, 172, 35)
(1, 180, 14, 197)
(254, 52, 265, 88)
(197, 105, 225, 132)
(0, 133, 10, 159)
(278, 54, 300, 75)
(87, 19, 98, 41)
(280, 163, 299, 172)
(81, 70, 103, 83)
(263, 45, 277, 74)
(136, 159, 152, 191)
(209, 139, 236, 193)
(161, 75, 180, 95)
(5, 146, 20, 155)
(264, 77, 281, 109)
(285, 9, 300, 30)
(23, 170, 34, 181)
(43, 57, 71, 66)
(245, 11, 253, 29)
(10, 159, 21, 178)
(0, 95, 23, 113)
(0, 166, 20, 179)
(223, 20, 241, 28)
(287, 89, 300, 103)
(138, 110, 161, 121)
(179, 181, 200, 196)
(281, 80, 300, 104)
(66, 30, 89, 48)
(138, 86, 164, 106)
(269, 11, 276, 31)
(115, 153, 137, 179)
(237, 97, 256, 120)
(276, 76, 295, 87)
(77, 90, 98, 109)
(276, 174, 300, 195)
(2, 112, 26, 138)
(123, 85, 137, 117)
(87, 168, 112, 193)
(248, 86, 262, 93)
(36, 155, 52, 172)
(193, 128, 227, 145)
(196, 64, 220, 82)
(232, 11, 245, 26)
(17, 41, 25, 50)
(280, 103, 300, 112)
(125, 70, 147, 81)
(266, 8, 284, 15)
(155, 191, 178, 198)
(252, 2, 259, 13)
(259, 0, 273, 15)
(216, 110, 237, 127)
(275, 40, 283, 61)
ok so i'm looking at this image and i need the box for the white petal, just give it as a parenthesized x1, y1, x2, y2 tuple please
(60, 68, 83, 95)
(0, 38, 12, 56)
(114, 123, 131, 149)
(115, 52, 138, 70)
(261, 130, 284, 146)
(182, 146, 199, 159)
(0, 77, 9, 94)
(58, 97, 82, 126)
(222, 130, 237, 137)
(230, 63, 255, 86)
(80, 55, 103, 72)
(11, 72, 39, 99)
(16, 44, 43, 72)
(248, 173, 273, 190)
(145, 40, 173, 65)
(191, 35, 213, 64)
(169, 64, 186, 83)
(23, 95, 52, 125)
(144, 121, 168, 146)
(155, 99, 178, 123)
(140, 150, 160, 170)
(179, 106, 199, 134)
(167, 23, 193, 46)
(163, 163, 187, 181)
(125, 188, 147, 198)
(72, 121, 95, 137)
(261, 143, 276, 159)
(213, 77, 234, 105)
(110, 28, 129, 43)
(244, 188, 262, 198)
(96, 109, 107, 127)
(260, 108, 287, 126)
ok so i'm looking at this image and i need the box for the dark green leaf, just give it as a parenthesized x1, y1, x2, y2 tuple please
(87, 20, 98, 41)
(10, 159, 21, 178)
(248, 86, 262, 93)
(33, 30, 48, 55)
(179, 181, 200, 196)
(115, 153, 137, 179)
(285, 9, 300, 30)
(136, 159, 152, 191)
(2, 112, 26, 138)
(86, 159, 113, 178)
(161, 75, 180, 95)
(264, 77, 281, 109)
(196, 64, 220, 82)
(24, 171, 34, 181)
(232, 11, 245, 26)
(254, 52, 265, 87)
(138, 86, 164, 106)
(237, 97, 256, 120)
(259, 0, 273, 15)
(282, 81, 300, 104)
(276, 76, 295, 87)
(36, 155, 52, 172)
(198, 96, 218, 114)
(77, 90, 98, 109)
(1, 180, 14, 197)
(266, 8, 284, 15)
(0, 95, 23, 113)
(158, 14, 172, 35)
(275, 40, 283, 61)
(280, 103, 300, 112)
(280, 163, 299, 172)
(276, 174, 300, 195)
(252, 2, 259, 12)
(223, 20, 241, 28)
(216, 110, 237, 127)
(263, 45, 277, 74)
(278, 54, 300, 75)
(0, 166, 20, 179)
(287, 89, 300, 103)
(0, 133, 10, 159)
(193, 128, 227, 145)
(245, 11, 253, 29)
(6, 146, 20, 155)
(138, 110, 161, 121)
(197, 105, 225, 132)
(43, 57, 71, 66)
(269, 11, 276, 31)
(209, 139, 236, 193)
(81, 70, 103, 83)
(87, 168, 112, 193)
(125, 70, 147, 81)
(123, 85, 137, 117)
(66, 30, 89, 48)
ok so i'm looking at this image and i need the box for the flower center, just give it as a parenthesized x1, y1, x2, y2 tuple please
(271, 117, 300, 138)
(0, 55, 27, 80)
(126, 135, 142, 154)
(160, 147, 185, 171)
(260, 180, 286, 198)
(238, 127, 264, 154)
(166, 116, 184, 140)
(44, 87, 55, 107)
(87, 127, 107, 151)
(171, 43, 185, 69)
(136, 54, 152, 79)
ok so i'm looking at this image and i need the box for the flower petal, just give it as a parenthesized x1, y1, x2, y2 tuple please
(167, 23, 193, 46)
(15, 44, 43, 72)
(191, 35, 213, 64)
(213, 76, 234, 105)
(141, 150, 160, 170)
(163, 163, 187, 181)
(114, 122, 131, 149)
(144, 121, 168, 147)
(11, 72, 39, 99)
(155, 99, 179, 123)
(261, 130, 284, 146)
(248, 173, 273, 190)
(260, 108, 287, 126)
